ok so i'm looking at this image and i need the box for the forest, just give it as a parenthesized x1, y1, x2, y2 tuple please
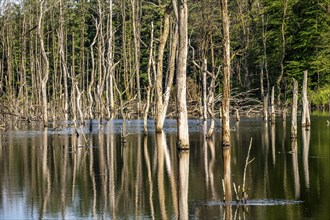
(0, 0, 330, 127)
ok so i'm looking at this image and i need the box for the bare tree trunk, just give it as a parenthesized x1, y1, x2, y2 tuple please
(260, 1, 270, 95)
(88, 21, 100, 119)
(131, 0, 141, 116)
(301, 70, 311, 127)
(276, 0, 288, 112)
(155, 8, 170, 132)
(71, 33, 77, 122)
(144, 22, 154, 134)
(59, 0, 69, 122)
(176, 0, 189, 149)
(221, 0, 232, 204)
(221, 0, 231, 148)
(37, 0, 49, 127)
(291, 79, 298, 139)
(271, 86, 275, 123)
(203, 59, 207, 121)
(107, 0, 115, 119)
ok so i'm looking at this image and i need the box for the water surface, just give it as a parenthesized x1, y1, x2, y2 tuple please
(0, 114, 329, 219)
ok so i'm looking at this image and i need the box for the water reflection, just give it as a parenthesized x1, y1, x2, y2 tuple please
(178, 151, 189, 220)
(222, 147, 232, 203)
(302, 128, 310, 189)
(0, 117, 329, 219)
(291, 138, 300, 200)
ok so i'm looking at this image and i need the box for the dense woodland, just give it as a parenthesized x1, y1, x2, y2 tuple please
(0, 0, 329, 127)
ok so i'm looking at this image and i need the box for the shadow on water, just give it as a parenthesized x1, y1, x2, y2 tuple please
(0, 115, 329, 219)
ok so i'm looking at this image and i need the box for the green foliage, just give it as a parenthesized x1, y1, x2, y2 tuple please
(310, 85, 330, 106)
(286, 0, 330, 87)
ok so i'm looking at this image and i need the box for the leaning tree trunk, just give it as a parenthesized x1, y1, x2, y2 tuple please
(37, 0, 49, 127)
(291, 79, 298, 139)
(157, 20, 178, 132)
(301, 70, 311, 127)
(155, 8, 170, 132)
(176, 0, 189, 149)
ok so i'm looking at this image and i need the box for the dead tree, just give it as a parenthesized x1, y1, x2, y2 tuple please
(221, 0, 232, 203)
(301, 70, 311, 127)
(131, 0, 141, 115)
(291, 79, 298, 139)
(155, 6, 170, 132)
(58, 0, 69, 122)
(37, 0, 49, 127)
(221, 0, 231, 148)
(203, 59, 208, 121)
(143, 22, 155, 134)
(271, 86, 275, 123)
(175, 0, 189, 149)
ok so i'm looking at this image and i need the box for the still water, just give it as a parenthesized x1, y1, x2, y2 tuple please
(0, 114, 329, 219)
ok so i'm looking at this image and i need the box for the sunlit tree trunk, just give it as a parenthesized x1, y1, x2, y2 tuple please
(291, 79, 298, 138)
(221, 0, 231, 147)
(144, 22, 154, 134)
(107, 0, 115, 119)
(155, 8, 170, 132)
(271, 86, 275, 123)
(59, 0, 69, 122)
(301, 70, 311, 127)
(221, 0, 232, 204)
(37, 0, 49, 127)
(276, 0, 288, 111)
(131, 0, 141, 116)
(176, 0, 189, 149)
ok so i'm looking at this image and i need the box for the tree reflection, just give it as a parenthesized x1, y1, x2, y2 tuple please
(39, 127, 50, 219)
(291, 138, 300, 199)
(156, 132, 168, 219)
(222, 147, 232, 203)
(178, 151, 189, 220)
(302, 128, 310, 189)
(143, 135, 155, 219)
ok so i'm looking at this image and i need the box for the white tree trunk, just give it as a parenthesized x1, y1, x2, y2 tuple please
(155, 10, 170, 132)
(37, 0, 49, 127)
(301, 70, 311, 127)
(176, 0, 189, 148)
(291, 79, 298, 138)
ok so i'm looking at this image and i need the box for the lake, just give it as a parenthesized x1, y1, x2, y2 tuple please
(0, 113, 329, 219)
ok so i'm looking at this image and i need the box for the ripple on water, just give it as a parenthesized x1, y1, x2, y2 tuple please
(204, 199, 304, 206)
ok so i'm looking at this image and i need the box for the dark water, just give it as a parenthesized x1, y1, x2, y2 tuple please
(0, 114, 329, 219)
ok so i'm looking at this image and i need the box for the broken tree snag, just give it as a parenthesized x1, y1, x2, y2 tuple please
(221, 0, 231, 147)
(271, 86, 275, 124)
(263, 94, 268, 122)
(283, 107, 287, 121)
(301, 70, 311, 127)
(176, 0, 190, 149)
(235, 109, 240, 122)
(291, 79, 298, 139)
